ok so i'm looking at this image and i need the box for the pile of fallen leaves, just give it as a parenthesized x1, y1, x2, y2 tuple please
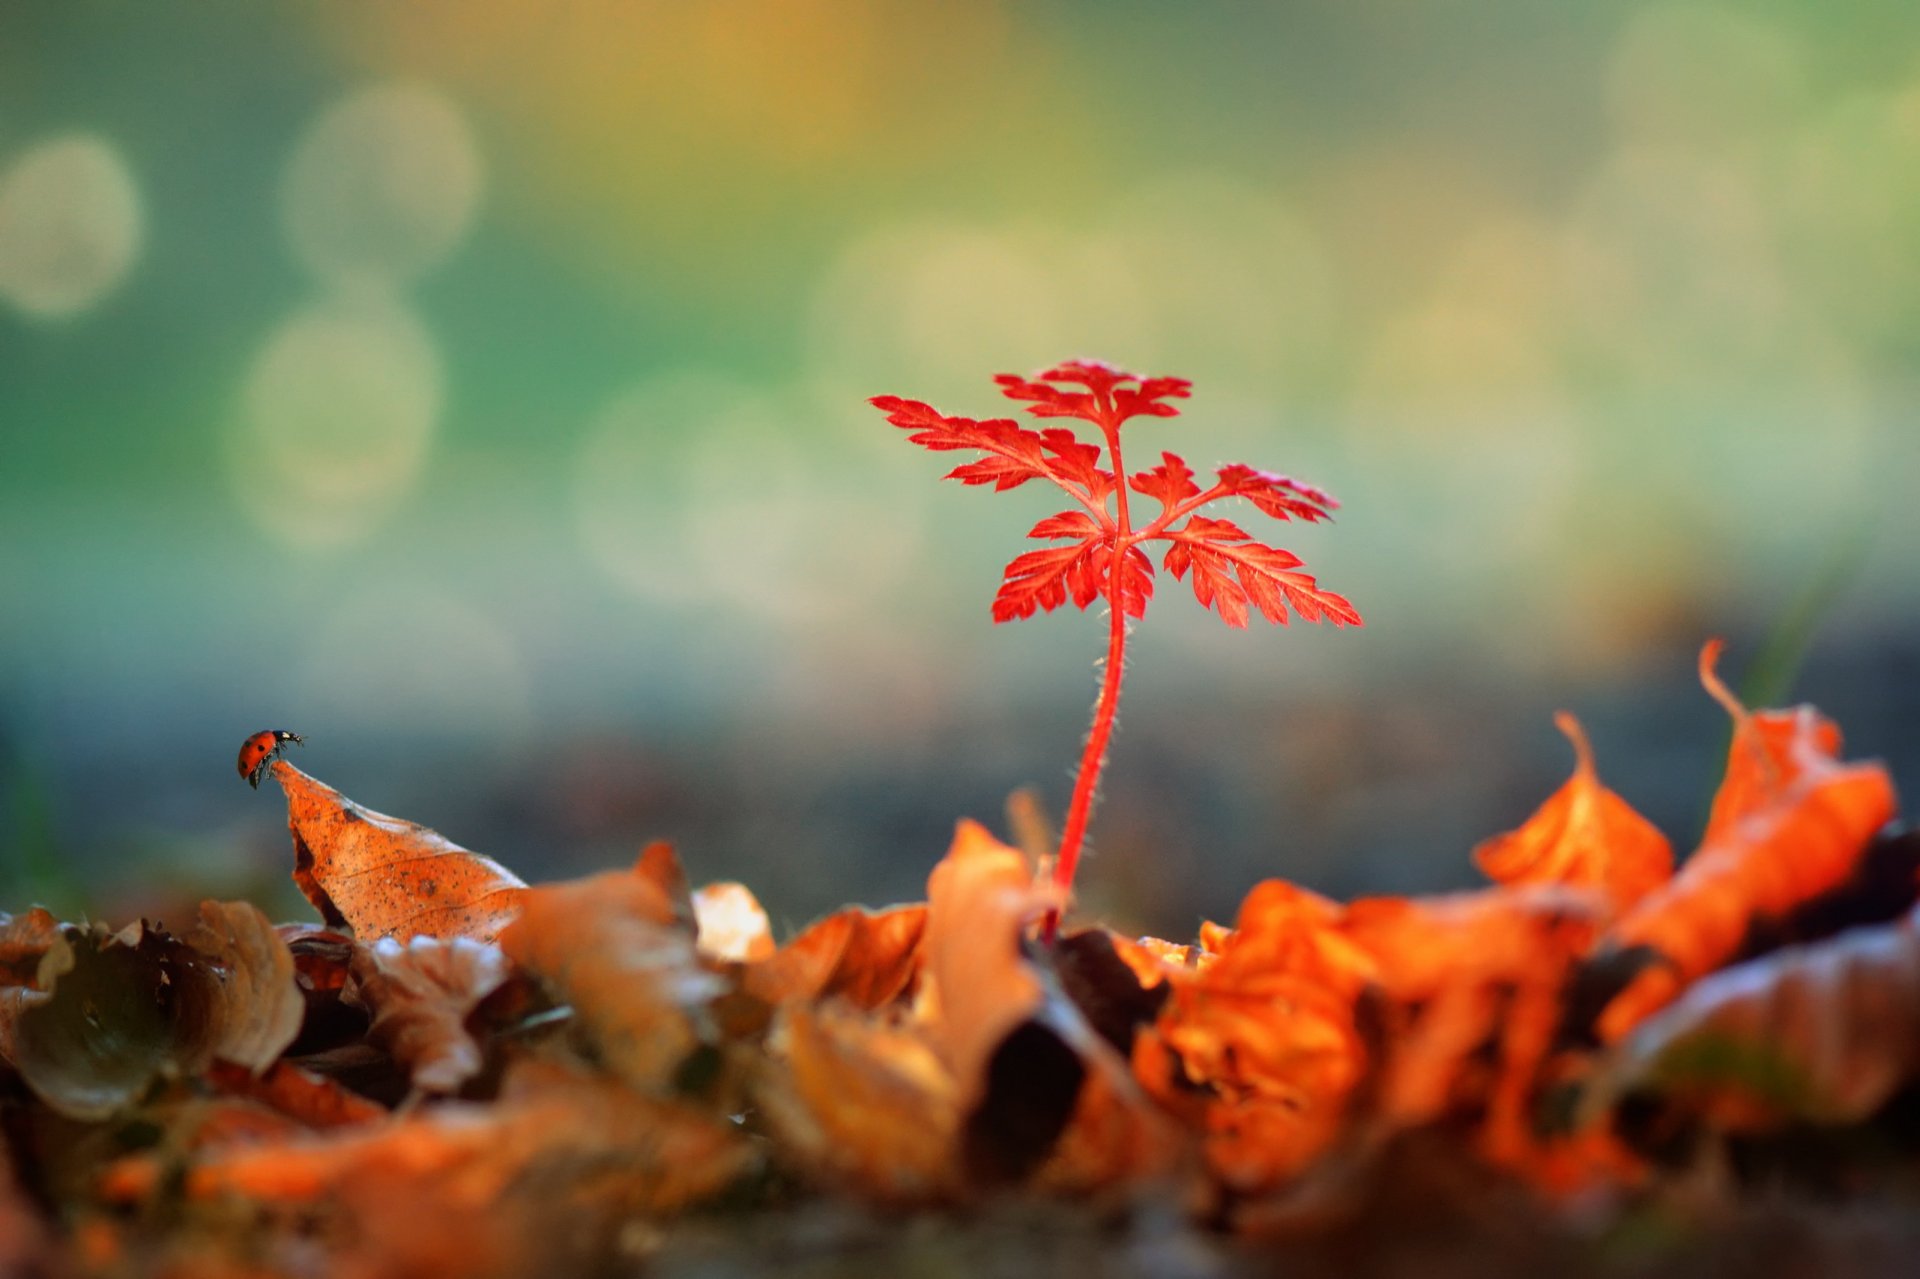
(3, 641, 1919, 1277)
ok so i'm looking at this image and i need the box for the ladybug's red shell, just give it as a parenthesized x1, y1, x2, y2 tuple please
(238, 730, 303, 788)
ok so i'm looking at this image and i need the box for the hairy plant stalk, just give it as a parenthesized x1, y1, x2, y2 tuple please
(1045, 408, 1130, 939)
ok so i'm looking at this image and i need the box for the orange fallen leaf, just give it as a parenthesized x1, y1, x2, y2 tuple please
(1142, 880, 1374, 1193)
(204, 1059, 388, 1130)
(742, 902, 927, 1009)
(1473, 711, 1672, 913)
(499, 856, 725, 1095)
(0, 908, 59, 985)
(920, 820, 1169, 1189)
(756, 1002, 960, 1202)
(274, 761, 528, 942)
(1596, 644, 1899, 1042)
(98, 1061, 754, 1272)
(921, 820, 1053, 1103)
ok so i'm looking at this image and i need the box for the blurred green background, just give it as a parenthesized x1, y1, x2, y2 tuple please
(2, 1, 1916, 937)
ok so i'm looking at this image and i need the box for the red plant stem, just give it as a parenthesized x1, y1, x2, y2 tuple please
(1044, 402, 1130, 940)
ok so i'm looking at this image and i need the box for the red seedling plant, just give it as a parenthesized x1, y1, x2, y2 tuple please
(873, 361, 1361, 935)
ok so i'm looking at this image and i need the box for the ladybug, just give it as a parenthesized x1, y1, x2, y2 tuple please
(237, 730, 303, 788)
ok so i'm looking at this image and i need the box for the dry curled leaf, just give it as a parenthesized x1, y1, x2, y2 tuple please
(1596, 644, 1898, 1042)
(7, 921, 226, 1120)
(921, 820, 1169, 1189)
(185, 901, 305, 1075)
(1590, 903, 1920, 1130)
(742, 903, 927, 1009)
(1473, 711, 1672, 914)
(500, 855, 725, 1095)
(0, 907, 59, 985)
(756, 1002, 960, 1202)
(349, 935, 511, 1096)
(1143, 881, 1377, 1193)
(274, 761, 528, 942)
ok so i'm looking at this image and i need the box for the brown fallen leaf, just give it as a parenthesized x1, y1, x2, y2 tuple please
(0, 907, 59, 985)
(1473, 711, 1672, 914)
(3, 906, 311, 1122)
(741, 902, 927, 1009)
(1589, 902, 1920, 1130)
(499, 856, 725, 1095)
(756, 1001, 961, 1202)
(185, 901, 305, 1075)
(921, 819, 1055, 1102)
(273, 761, 528, 942)
(1596, 644, 1899, 1042)
(923, 821, 1171, 1189)
(348, 935, 511, 1095)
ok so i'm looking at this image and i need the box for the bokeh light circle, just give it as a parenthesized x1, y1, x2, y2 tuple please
(282, 82, 484, 286)
(228, 292, 443, 549)
(575, 374, 839, 619)
(0, 133, 143, 319)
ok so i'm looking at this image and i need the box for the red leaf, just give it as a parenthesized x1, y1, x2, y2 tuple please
(1040, 428, 1115, 501)
(1129, 452, 1201, 511)
(870, 396, 1052, 493)
(1026, 510, 1102, 541)
(993, 361, 1190, 429)
(994, 542, 1100, 622)
(1215, 463, 1338, 522)
(1161, 518, 1358, 629)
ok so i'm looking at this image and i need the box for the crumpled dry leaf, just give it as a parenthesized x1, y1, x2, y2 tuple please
(1589, 902, 1920, 1130)
(0, 905, 303, 1120)
(1596, 643, 1899, 1042)
(1473, 711, 1672, 914)
(185, 901, 305, 1074)
(691, 881, 775, 962)
(204, 1059, 388, 1131)
(756, 1002, 961, 1202)
(0, 907, 59, 984)
(742, 902, 927, 1009)
(348, 935, 511, 1096)
(1143, 881, 1379, 1193)
(273, 761, 528, 942)
(499, 851, 725, 1095)
(922, 819, 1055, 1100)
(923, 821, 1172, 1189)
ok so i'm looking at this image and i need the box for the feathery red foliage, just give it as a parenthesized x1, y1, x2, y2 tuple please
(874, 361, 1360, 930)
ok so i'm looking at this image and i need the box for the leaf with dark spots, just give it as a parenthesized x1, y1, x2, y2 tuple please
(273, 762, 528, 942)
